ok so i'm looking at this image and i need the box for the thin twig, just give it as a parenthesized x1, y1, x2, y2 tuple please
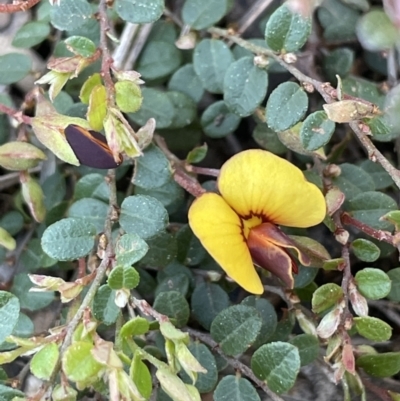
(0, 0, 40, 13)
(236, 0, 274, 35)
(112, 23, 140, 69)
(125, 23, 153, 68)
(186, 328, 285, 401)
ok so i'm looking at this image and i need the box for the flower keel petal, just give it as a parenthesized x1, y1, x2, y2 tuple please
(188, 193, 263, 294)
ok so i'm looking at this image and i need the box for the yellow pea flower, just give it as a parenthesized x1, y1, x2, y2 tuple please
(188, 149, 326, 294)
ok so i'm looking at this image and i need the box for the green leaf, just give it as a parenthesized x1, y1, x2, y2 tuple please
(252, 124, 286, 155)
(12, 313, 34, 338)
(186, 144, 208, 164)
(348, 191, 397, 230)
(176, 225, 206, 266)
(241, 296, 277, 346)
(115, 233, 148, 267)
(50, 0, 93, 31)
(191, 282, 230, 331)
(131, 352, 152, 399)
(20, 238, 57, 270)
(120, 195, 168, 240)
(136, 41, 182, 81)
(120, 317, 150, 338)
(251, 342, 300, 394)
(92, 284, 120, 325)
(356, 352, 400, 377)
(181, 0, 229, 29)
(0, 228, 15, 251)
(140, 232, 177, 268)
(115, 81, 142, 113)
(12, 21, 50, 48)
(300, 111, 335, 151)
(323, 48, 354, 83)
(153, 291, 190, 327)
(11, 274, 54, 312)
(68, 198, 108, 234)
(266, 82, 308, 132)
(210, 305, 262, 356)
(265, 4, 312, 53)
(355, 268, 391, 300)
(42, 170, 66, 210)
(294, 264, 318, 288)
(62, 341, 103, 382)
(182, 343, 218, 393)
(167, 91, 197, 129)
(64, 35, 96, 57)
(129, 87, 175, 129)
(193, 39, 234, 94)
(30, 343, 59, 380)
(134, 144, 171, 189)
(168, 64, 204, 103)
(0, 211, 24, 236)
(214, 376, 260, 401)
(201, 100, 241, 138)
(289, 334, 319, 366)
(223, 57, 268, 117)
(0, 384, 24, 401)
(0, 53, 32, 85)
(356, 9, 398, 51)
(387, 268, 400, 302)
(0, 291, 20, 344)
(156, 274, 190, 297)
(360, 160, 394, 190)
(312, 283, 343, 313)
(115, 0, 164, 23)
(351, 239, 381, 262)
(354, 316, 392, 341)
(332, 163, 375, 201)
(75, 173, 110, 202)
(108, 266, 140, 290)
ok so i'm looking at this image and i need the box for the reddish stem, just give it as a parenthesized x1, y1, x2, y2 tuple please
(0, 0, 40, 13)
(186, 165, 220, 177)
(174, 169, 205, 198)
(0, 104, 32, 125)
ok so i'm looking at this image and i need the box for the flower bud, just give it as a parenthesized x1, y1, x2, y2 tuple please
(0, 142, 46, 171)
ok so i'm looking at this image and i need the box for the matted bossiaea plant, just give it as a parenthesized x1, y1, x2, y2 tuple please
(188, 149, 326, 294)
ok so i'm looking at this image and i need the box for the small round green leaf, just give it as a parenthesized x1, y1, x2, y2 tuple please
(387, 268, 400, 301)
(155, 274, 189, 297)
(134, 144, 171, 189)
(115, 0, 164, 23)
(251, 342, 300, 394)
(191, 282, 230, 330)
(359, 160, 394, 190)
(131, 353, 152, 399)
(252, 124, 286, 155)
(0, 384, 24, 401)
(266, 82, 308, 132)
(115, 233, 149, 267)
(167, 91, 197, 129)
(300, 111, 335, 151)
(356, 9, 398, 51)
(241, 296, 277, 346)
(355, 268, 391, 300)
(0, 291, 20, 344)
(210, 305, 262, 356)
(153, 291, 190, 327)
(182, 0, 229, 30)
(41, 218, 97, 261)
(136, 41, 182, 81)
(351, 239, 380, 262)
(354, 316, 392, 341)
(265, 4, 312, 52)
(62, 341, 103, 382)
(193, 39, 234, 94)
(120, 195, 168, 240)
(115, 81, 142, 113)
(357, 352, 400, 377)
(12, 21, 50, 48)
(323, 48, 354, 83)
(214, 376, 260, 401)
(201, 100, 241, 138)
(120, 317, 150, 339)
(75, 173, 110, 202)
(31, 343, 59, 380)
(312, 283, 343, 314)
(68, 198, 108, 234)
(0, 53, 32, 85)
(168, 64, 204, 102)
(139, 232, 177, 268)
(64, 35, 96, 57)
(289, 334, 319, 366)
(223, 57, 268, 117)
(348, 191, 397, 230)
(50, 0, 93, 31)
(92, 284, 120, 325)
(108, 266, 140, 290)
(129, 87, 175, 129)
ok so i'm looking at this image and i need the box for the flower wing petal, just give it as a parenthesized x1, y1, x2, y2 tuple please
(218, 149, 326, 227)
(188, 192, 263, 294)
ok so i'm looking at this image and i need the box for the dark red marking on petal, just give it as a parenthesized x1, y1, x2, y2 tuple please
(64, 124, 122, 169)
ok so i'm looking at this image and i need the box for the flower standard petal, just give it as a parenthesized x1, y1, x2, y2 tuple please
(188, 193, 263, 294)
(218, 149, 326, 228)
